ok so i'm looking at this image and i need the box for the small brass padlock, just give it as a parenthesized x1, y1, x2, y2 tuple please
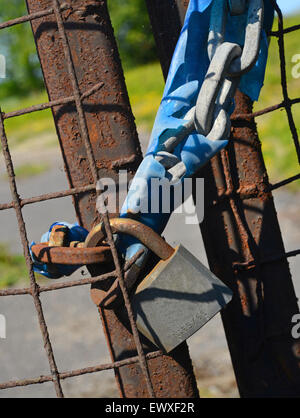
(85, 218, 232, 352)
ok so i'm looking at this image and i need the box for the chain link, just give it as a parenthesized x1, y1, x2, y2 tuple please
(155, 0, 264, 182)
(228, 0, 264, 76)
(195, 42, 242, 135)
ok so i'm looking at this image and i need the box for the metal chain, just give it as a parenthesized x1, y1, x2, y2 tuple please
(228, 0, 264, 76)
(195, 42, 242, 135)
(155, 0, 264, 183)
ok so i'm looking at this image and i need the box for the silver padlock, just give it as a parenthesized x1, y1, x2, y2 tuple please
(85, 218, 233, 352)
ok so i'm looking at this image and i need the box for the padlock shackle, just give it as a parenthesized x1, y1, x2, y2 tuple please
(85, 218, 174, 260)
(31, 242, 112, 265)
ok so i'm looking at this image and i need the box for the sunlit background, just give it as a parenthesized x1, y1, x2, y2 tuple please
(277, 0, 300, 15)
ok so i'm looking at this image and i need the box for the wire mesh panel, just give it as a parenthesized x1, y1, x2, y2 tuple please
(0, 0, 160, 398)
(0, 0, 299, 398)
(231, 0, 300, 261)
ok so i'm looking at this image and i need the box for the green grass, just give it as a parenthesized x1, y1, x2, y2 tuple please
(125, 61, 164, 130)
(2, 91, 56, 147)
(2, 162, 49, 180)
(0, 244, 28, 288)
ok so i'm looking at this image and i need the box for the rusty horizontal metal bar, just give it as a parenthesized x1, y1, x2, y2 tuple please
(271, 173, 300, 190)
(0, 350, 163, 391)
(0, 8, 55, 30)
(207, 173, 300, 209)
(233, 248, 300, 272)
(232, 98, 300, 120)
(0, 272, 115, 297)
(0, 184, 96, 211)
(0, 248, 144, 297)
(270, 24, 300, 36)
(2, 82, 104, 119)
(0, 3, 75, 31)
(261, 249, 300, 264)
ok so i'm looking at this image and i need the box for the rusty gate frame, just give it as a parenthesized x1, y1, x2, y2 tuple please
(0, 0, 299, 398)
(146, 0, 300, 398)
(0, 0, 198, 398)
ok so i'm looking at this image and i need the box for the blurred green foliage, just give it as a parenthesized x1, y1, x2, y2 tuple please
(254, 13, 300, 184)
(2, 162, 49, 180)
(0, 0, 44, 99)
(0, 0, 156, 100)
(0, 244, 27, 288)
(3, 91, 57, 146)
(107, 0, 156, 68)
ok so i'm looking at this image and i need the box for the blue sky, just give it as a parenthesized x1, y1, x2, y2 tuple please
(277, 0, 300, 15)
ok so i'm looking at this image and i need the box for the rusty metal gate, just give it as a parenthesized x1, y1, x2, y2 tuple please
(0, 0, 299, 398)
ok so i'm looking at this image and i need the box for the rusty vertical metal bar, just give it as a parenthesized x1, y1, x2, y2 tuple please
(145, 0, 189, 79)
(26, 0, 142, 230)
(25, 0, 198, 398)
(202, 91, 300, 397)
(146, 0, 300, 398)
